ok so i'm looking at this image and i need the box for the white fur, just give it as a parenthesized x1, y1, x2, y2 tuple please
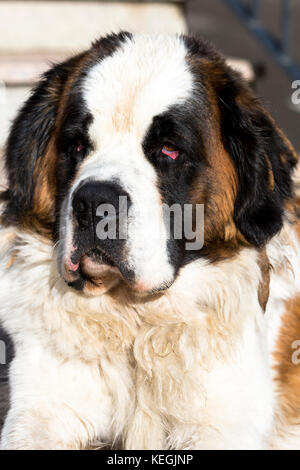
(2, 221, 298, 449)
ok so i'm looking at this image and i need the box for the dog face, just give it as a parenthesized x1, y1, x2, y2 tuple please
(2, 33, 297, 295)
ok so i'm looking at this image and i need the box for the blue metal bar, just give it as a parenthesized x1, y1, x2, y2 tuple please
(251, 0, 260, 21)
(281, 0, 291, 57)
(224, 0, 300, 80)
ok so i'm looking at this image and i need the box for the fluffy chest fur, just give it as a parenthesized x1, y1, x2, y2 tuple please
(1, 224, 294, 449)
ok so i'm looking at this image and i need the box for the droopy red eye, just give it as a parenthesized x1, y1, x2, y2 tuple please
(76, 144, 84, 153)
(161, 145, 179, 160)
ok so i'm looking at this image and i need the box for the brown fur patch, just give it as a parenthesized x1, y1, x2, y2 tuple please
(30, 140, 58, 237)
(112, 89, 136, 133)
(20, 53, 91, 238)
(265, 155, 275, 192)
(275, 295, 300, 424)
(273, 202, 300, 423)
(188, 61, 248, 262)
(257, 248, 270, 311)
(5, 250, 17, 270)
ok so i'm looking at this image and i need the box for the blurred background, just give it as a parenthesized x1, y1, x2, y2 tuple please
(0, 0, 299, 427)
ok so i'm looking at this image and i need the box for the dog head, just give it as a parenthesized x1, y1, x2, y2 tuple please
(2, 33, 298, 295)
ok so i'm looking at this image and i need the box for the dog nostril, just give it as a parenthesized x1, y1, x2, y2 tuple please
(73, 197, 87, 216)
(72, 181, 131, 233)
(72, 198, 90, 230)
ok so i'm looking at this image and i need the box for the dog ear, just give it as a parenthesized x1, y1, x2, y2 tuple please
(217, 68, 298, 246)
(2, 55, 81, 229)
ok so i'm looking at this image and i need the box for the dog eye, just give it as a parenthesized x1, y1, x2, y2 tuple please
(76, 143, 85, 153)
(161, 145, 179, 161)
(66, 141, 87, 164)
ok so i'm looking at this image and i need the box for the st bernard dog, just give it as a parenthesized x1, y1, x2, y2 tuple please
(0, 32, 300, 450)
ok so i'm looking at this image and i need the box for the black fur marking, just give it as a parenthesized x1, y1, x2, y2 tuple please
(217, 71, 297, 246)
(142, 100, 209, 274)
(3, 54, 83, 225)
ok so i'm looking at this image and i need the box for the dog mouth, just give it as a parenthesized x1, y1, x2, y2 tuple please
(82, 247, 115, 271)
(80, 247, 122, 282)
(62, 245, 122, 293)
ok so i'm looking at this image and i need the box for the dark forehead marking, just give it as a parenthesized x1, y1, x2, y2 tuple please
(142, 102, 209, 154)
(58, 32, 133, 137)
(181, 34, 228, 93)
(59, 32, 133, 121)
(182, 34, 223, 61)
(75, 31, 133, 89)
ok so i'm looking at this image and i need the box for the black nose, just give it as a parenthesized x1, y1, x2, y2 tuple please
(72, 181, 129, 231)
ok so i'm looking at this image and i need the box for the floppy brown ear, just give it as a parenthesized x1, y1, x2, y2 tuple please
(1, 55, 81, 233)
(216, 67, 298, 246)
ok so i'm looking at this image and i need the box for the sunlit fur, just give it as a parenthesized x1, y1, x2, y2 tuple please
(0, 217, 299, 449)
(0, 33, 300, 450)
